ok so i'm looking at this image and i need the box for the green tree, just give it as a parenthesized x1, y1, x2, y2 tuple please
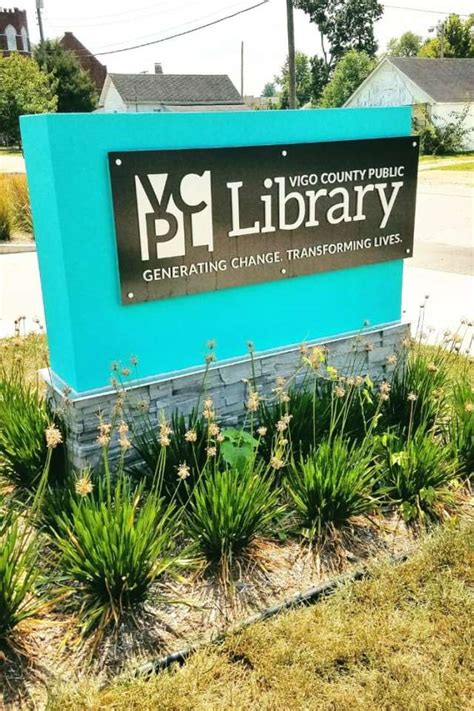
(419, 14, 474, 58)
(294, 0, 383, 71)
(276, 51, 312, 108)
(387, 31, 422, 57)
(0, 54, 57, 145)
(309, 55, 330, 104)
(262, 81, 276, 97)
(319, 49, 376, 108)
(34, 39, 97, 113)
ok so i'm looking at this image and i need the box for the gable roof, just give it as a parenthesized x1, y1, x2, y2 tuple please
(109, 73, 243, 105)
(60, 32, 107, 92)
(389, 58, 474, 102)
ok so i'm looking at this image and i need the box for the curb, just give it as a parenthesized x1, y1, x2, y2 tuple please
(0, 242, 36, 254)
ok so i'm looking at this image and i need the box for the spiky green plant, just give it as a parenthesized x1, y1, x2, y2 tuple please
(382, 348, 449, 436)
(186, 462, 283, 583)
(0, 512, 46, 646)
(258, 378, 378, 467)
(131, 407, 209, 501)
(53, 475, 183, 635)
(447, 380, 474, 480)
(380, 429, 459, 527)
(286, 436, 379, 544)
(0, 369, 65, 490)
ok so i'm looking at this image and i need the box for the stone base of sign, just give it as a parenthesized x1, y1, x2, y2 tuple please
(43, 323, 410, 471)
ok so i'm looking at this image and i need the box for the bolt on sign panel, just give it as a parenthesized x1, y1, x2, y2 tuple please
(108, 136, 419, 305)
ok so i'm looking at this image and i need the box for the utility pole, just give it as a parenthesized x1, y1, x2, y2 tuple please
(439, 21, 445, 59)
(36, 0, 45, 44)
(241, 41, 244, 99)
(286, 0, 296, 109)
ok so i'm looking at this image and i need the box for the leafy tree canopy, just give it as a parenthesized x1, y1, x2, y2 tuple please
(276, 51, 313, 108)
(261, 81, 276, 97)
(293, 0, 383, 69)
(319, 49, 376, 108)
(419, 14, 474, 58)
(0, 54, 57, 145)
(34, 39, 98, 113)
(387, 31, 422, 57)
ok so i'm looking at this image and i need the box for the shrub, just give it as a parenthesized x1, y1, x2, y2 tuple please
(415, 103, 473, 155)
(286, 436, 379, 544)
(53, 475, 182, 635)
(380, 429, 458, 527)
(186, 462, 283, 584)
(0, 369, 65, 491)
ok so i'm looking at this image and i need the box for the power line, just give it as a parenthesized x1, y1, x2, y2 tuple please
(44, 0, 209, 29)
(70, 1, 269, 57)
(382, 3, 470, 17)
(65, 0, 257, 53)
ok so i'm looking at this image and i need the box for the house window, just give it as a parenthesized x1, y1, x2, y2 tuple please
(20, 26, 28, 52)
(5, 24, 17, 51)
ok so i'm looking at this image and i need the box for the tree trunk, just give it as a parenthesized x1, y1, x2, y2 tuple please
(286, 0, 297, 109)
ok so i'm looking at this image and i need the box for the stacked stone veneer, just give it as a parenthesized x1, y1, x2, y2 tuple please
(44, 323, 409, 471)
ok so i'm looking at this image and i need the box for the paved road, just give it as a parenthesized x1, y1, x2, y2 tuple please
(0, 167, 472, 340)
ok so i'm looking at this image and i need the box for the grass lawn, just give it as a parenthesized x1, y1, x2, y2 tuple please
(419, 152, 474, 164)
(430, 161, 474, 173)
(0, 147, 21, 156)
(48, 521, 474, 710)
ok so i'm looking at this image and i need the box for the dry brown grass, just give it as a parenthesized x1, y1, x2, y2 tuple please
(46, 519, 474, 711)
(0, 173, 32, 237)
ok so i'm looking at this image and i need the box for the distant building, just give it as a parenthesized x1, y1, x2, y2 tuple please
(60, 32, 107, 93)
(99, 66, 248, 113)
(345, 57, 474, 150)
(244, 95, 279, 110)
(0, 6, 30, 56)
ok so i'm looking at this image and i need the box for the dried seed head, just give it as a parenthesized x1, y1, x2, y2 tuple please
(177, 462, 191, 480)
(75, 475, 93, 497)
(45, 424, 62, 449)
(184, 429, 198, 443)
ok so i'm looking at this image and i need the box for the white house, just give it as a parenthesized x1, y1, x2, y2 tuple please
(99, 67, 248, 113)
(345, 58, 474, 150)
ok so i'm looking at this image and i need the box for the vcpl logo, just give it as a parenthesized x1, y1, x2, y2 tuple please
(135, 172, 214, 261)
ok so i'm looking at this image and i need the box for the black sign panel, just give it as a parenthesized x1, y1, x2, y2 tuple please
(108, 136, 418, 304)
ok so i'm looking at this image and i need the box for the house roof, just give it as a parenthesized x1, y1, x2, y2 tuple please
(389, 58, 474, 102)
(60, 32, 107, 92)
(109, 73, 243, 105)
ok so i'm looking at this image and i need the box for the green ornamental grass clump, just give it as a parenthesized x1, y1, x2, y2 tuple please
(0, 370, 65, 491)
(0, 511, 46, 647)
(447, 380, 474, 479)
(186, 462, 283, 583)
(286, 436, 379, 544)
(53, 475, 183, 636)
(383, 347, 449, 435)
(132, 407, 210, 501)
(380, 428, 459, 527)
